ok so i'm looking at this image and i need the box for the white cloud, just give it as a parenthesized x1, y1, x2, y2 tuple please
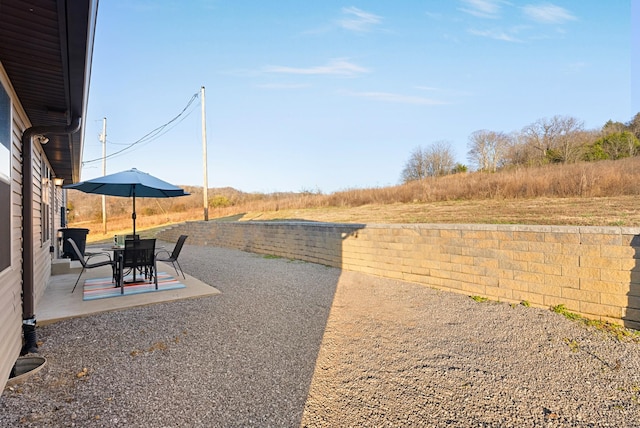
(338, 6, 382, 32)
(458, 0, 504, 19)
(468, 28, 523, 42)
(347, 91, 447, 105)
(522, 3, 577, 24)
(263, 59, 370, 77)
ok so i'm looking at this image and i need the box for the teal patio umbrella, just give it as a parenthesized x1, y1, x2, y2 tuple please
(64, 168, 189, 237)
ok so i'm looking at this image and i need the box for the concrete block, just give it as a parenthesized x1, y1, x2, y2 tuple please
(51, 258, 70, 275)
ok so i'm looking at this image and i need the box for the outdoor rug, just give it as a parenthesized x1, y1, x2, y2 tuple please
(83, 272, 186, 301)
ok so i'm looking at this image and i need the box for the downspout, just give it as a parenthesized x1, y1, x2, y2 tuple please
(20, 117, 82, 355)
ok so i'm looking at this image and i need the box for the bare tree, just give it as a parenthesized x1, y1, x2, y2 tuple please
(400, 146, 429, 183)
(554, 116, 585, 163)
(400, 141, 456, 183)
(520, 118, 556, 163)
(425, 141, 456, 177)
(467, 130, 510, 172)
(502, 132, 535, 167)
(520, 115, 584, 164)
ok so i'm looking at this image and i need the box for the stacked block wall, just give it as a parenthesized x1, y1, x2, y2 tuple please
(158, 222, 640, 328)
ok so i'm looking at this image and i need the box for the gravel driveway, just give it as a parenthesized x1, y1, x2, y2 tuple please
(2, 243, 640, 427)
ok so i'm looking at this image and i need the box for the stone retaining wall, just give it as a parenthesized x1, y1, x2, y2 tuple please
(158, 221, 640, 329)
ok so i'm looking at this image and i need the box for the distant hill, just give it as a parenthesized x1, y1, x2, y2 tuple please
(67, 186, 245, 224)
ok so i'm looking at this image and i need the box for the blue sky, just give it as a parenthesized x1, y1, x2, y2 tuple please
(82, 0, 635, 193)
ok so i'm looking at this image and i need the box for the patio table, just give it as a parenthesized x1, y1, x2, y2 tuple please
(102, 243, 164, 293)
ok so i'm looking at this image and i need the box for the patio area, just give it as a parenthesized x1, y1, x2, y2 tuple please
(39, 242, 220, 325)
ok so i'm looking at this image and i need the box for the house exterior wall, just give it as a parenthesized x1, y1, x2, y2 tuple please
(32, 146, 54, 307)
(159, 221, 640, 330)
(0, 68, 24, 386)
(0, 64, 56, 387)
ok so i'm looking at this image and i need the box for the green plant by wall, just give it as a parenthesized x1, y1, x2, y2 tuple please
(551, 304, 640, 342)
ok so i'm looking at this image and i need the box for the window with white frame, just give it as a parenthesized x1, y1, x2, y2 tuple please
(0, 83, 11, 270)
(41, 160, 51, 245)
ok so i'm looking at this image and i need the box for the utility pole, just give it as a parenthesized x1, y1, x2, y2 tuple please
(201, 86, 209, 221)
(101, 117, 107, 234)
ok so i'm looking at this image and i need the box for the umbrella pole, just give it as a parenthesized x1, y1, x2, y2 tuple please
(132, 189, 137, 281)
(132, 189, 136, 238)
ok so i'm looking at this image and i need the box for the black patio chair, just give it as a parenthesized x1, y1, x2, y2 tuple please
(121, 238, 157, 293)
(155, 235, 188, 279)
(68, 238, 116, 293)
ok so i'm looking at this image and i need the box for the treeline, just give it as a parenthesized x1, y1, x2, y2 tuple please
(401, 113, 640, 182)
(67, 111, 640, 226)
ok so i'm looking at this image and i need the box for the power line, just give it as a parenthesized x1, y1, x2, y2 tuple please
(100, 102, 200, 161)
(82, 92, 200, 165)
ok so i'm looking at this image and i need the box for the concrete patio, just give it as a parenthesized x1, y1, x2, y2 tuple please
(39, 246, 220, 325)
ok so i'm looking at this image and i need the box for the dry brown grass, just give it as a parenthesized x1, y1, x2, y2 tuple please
(68, 157, 640, 242)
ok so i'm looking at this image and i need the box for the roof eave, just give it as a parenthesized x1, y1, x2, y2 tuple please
(0, 0, 99, 183)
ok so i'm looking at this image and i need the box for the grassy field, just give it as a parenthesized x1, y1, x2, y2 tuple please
(68, 157, 640, 243)
(75, 195, 640, 244)
(215, 195, 640, 226)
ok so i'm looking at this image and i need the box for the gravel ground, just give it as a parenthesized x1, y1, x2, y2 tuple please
(2, 242, 640, 427)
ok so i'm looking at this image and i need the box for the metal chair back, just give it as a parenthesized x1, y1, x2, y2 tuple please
(170, 235, 188, 260)
(123, 238, 156, 271)
(67, 238, 88, 268)
(67, 238, 115, 293)
(155, 235, 188, 279)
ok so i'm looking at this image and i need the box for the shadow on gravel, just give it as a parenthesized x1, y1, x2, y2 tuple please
(173, 226, 365, 427)
(182, 223, 367, 427)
